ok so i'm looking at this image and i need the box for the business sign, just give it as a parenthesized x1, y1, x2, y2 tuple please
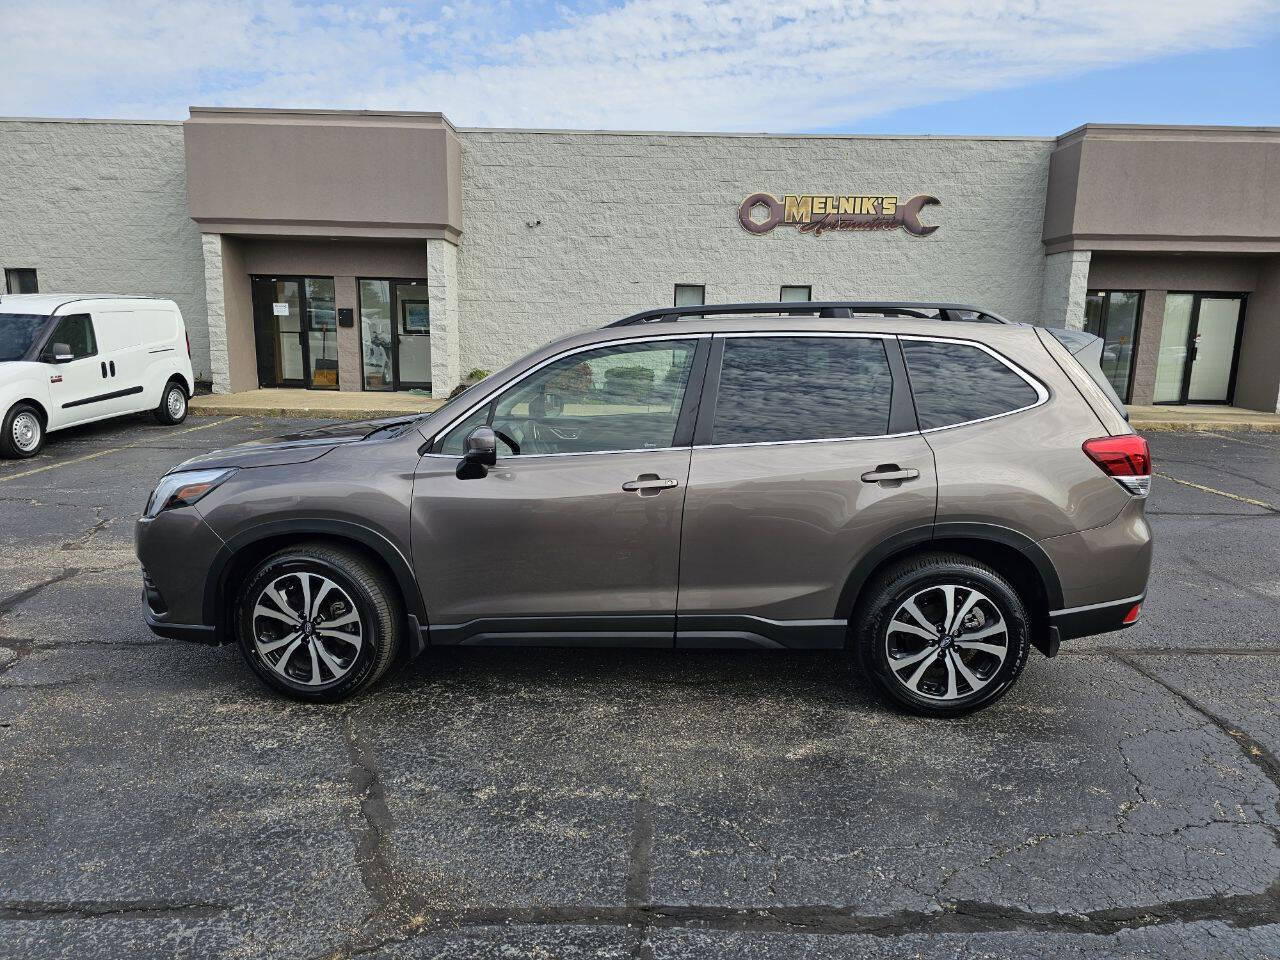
(738, 192, 940, 237)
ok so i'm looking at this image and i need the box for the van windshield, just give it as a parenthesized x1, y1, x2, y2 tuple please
(0, 314, 50, 362)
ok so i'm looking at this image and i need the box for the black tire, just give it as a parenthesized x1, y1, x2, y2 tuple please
(235, 542, 403, 702)
(154, 379, 189, 425)
(853, 552, 1031, 717)
(1, 402, 45, 459)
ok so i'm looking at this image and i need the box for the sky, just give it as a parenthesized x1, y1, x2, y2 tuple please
(2, 0, 1278, 134)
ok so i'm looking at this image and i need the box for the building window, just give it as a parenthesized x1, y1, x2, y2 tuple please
(779, 285, 811, 302)
(4, 268, 38, 294)
(674, 284, 705, 306)
(1083, 290, 1142, 402)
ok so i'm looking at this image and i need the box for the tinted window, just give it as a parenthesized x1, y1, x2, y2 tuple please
(711, 337, 892, 444)
(48, 314, 96, 360)
(440, 339, 698, 456)
(902, 340, 1039, 429)
(0, 314, 50, 362)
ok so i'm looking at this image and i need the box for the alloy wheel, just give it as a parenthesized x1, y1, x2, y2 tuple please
(11, 412, 41, 453)
(883, 583, 1009, 701)
(251, 571, 364, 687)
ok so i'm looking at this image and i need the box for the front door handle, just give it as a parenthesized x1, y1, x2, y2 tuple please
(861, 465, 921, 483)
(622, 475, 679, 494)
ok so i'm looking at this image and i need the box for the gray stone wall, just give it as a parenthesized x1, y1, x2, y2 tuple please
(454, 130, 1055, 374)
(0, 119, 209, 380)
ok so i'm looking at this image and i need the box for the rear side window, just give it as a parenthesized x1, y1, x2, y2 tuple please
(711, 336, 893, 444)
(902, 339, 1040, 430)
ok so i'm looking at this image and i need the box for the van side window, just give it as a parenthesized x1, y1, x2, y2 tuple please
(47, 314, 96, 360)
(711, 336, 893, 444)
(902, 340, 1040, 429)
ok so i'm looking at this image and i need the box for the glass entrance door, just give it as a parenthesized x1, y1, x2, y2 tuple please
(357, 279, 429, 391)
(1083, 290, 1142, 402)
(251, 276, 339, 390)
(1153, 294, 1246, 404)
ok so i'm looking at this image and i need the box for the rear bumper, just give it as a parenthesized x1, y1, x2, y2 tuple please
(1048, 593, 1144, 642)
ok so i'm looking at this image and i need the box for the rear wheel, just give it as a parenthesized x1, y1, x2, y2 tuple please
(235, 543, 402, 701)
(155, 380, 188, 425)
(854, 553, 1030, 717)
(1, 403, 45, 459)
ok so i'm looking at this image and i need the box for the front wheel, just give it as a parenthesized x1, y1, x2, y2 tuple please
(235, 543, 402, 701)
(854, 553, 1031, 717)
(155, 380, 188, 425)
(1, 403, 45, 459)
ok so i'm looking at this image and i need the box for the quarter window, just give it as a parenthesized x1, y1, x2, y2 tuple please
(902, 340, 1040, 429)
(439, 339, 699, 456)
(711, 337, 893, 444)
(46, 314, 96, 360)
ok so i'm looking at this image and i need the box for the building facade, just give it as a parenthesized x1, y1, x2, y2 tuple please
(2, 109, 1277, 411)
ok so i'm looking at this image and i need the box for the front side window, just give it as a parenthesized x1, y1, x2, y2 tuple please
(47, 313, 96, 360)
(711, 336, 893, 444)
(902, 339, 1041, 430)
(440, 339, 699, 456)
(0, 314, 51, 362)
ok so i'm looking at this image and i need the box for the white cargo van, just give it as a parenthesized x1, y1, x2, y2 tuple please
(0, 295, 195, 458)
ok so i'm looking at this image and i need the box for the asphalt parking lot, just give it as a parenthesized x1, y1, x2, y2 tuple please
(1, 415, 1279, 959)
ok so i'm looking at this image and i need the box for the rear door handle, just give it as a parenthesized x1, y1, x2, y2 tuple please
(861, 466, 921, 483)
(622, 476, 679, 493)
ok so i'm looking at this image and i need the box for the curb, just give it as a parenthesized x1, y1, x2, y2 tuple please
(190, 405, 438, 420)
(1131, 420, 1280, 433)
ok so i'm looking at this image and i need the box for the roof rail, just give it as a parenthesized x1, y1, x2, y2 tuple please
(605, 301, 1009, 327)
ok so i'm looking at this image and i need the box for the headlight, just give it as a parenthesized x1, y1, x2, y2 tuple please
(144, 468, 235, 518)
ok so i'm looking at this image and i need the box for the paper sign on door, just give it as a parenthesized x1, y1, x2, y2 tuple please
(272, 302, 290, 316)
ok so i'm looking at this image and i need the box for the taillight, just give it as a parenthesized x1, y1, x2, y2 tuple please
(1083, 435, 1152, 496)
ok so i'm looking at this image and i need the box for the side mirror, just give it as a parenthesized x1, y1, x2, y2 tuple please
(43, 342, 74, 363)
(456, 425, 498, 479)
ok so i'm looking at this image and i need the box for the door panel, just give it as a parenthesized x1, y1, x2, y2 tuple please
(411, 449, 691, 640)
(1153, 294, 1194, 403)
(677, 436, 938, 629)
(1187, 297, 1243, 402)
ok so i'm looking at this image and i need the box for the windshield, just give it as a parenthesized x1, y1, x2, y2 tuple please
(0, 314, 50, 362)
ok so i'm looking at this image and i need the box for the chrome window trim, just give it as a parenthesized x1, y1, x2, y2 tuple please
(693, 432, 917, 450)
(419, 445, 689, 461)
(899, 334, 1050, 434)
(427, 332, 708, 451)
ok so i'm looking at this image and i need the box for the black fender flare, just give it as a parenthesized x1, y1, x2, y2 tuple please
(836, 521, 1064, 620)
(202, 518, 427, 631)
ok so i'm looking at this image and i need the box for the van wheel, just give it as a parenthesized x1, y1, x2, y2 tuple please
(853, 552, 1031, 717)
(235, 543, 402, 702)
(1, 403, 45, 459)
(155, 380, 188, 425)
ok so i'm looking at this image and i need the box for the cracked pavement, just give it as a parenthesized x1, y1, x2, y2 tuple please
(1, 418, 1279, 958)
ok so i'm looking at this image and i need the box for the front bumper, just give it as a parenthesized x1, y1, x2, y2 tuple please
(135, 507, 225, 643)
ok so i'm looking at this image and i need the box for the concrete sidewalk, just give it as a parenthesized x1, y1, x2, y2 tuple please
(1127, 404, 1280, 432)
(190, 388, 445, 419)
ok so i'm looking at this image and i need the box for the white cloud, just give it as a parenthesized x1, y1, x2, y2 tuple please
(2, 0, 1277, 129)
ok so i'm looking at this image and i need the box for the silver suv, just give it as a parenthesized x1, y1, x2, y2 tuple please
(135, 303, 1153, 716)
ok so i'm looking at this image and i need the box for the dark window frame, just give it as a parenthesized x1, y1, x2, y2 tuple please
(673, 284, 705, 307)
(4, 267, 38, 294)
(1083, 289, 1144, 404)
(356, 277, 430, 392)
(1151, 290, 1249, 406)
(900, 336, 1046, 432)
